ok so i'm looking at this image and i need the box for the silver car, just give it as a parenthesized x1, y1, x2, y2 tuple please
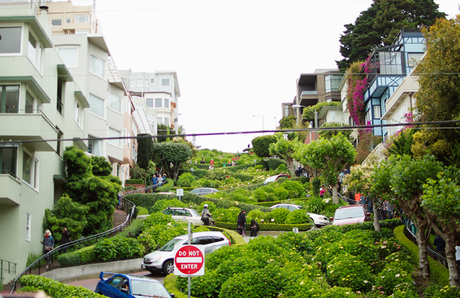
(162, 207, 215, 226)
(141, 231, 231, 275)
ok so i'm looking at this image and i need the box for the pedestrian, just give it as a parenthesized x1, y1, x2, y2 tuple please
(319, 187, 325, 198)
(385, 200, 394, 219)
(41, 230, 54, 269)
(250, 219, 259, 237)
(157, 174, 163, 186)
(200, 158, 205, 164)
(151, 175, 157, 187)
(456, 239, 460, 275)
(201, 204, 212, 225)
(210, 159, 214, 166)
(117, 192, 122, 209)
(237, 210, 247, 236)
(434, 234, 446, 266)
(60, 227, 72, 254)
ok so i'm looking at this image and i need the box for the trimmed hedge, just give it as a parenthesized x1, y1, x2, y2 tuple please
(394, 225, 449, 287)
(126, 179, 144, 184)
(267, 158, 287, 170)
(18, 275, 104, 297)
(136, 206, 149, 215)
(57, 245, 96, 267)
(215, 222, 312, 231)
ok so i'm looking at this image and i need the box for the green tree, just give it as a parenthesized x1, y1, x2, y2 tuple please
(268, 133, 303, 176)
(62, 146, 121, 235)
(319, 122, 353, 141)
(279, 115, 296, 129)
(152, 142, 192, 180)
(137, 134, 154, 169)
(294, 133, 356, 203)
(336, 0, 445, 71)
(252, 135, 277, 158)
(422, 167, 460, 287)
(413, 16, 460, 164)
(370, 155, 444, 279)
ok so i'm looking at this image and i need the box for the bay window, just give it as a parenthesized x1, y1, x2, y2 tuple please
(0, 146, 17, 176)
(0, 85, 20, 113)
(89, 54, 105, 78)
(0, 27, 21, 54)
(109, 93, 122, 113)
(108, 128, 121, 147)
(89, 94, 104, 117)
(23, 149, 39, 189)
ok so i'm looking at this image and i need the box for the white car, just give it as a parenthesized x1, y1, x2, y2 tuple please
(307, 213, 330, 227)
(162, 207, 215, 226)
(141, 231, 231, 274)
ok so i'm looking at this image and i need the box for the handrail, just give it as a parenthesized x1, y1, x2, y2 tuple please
(1, 259, 17, 285)
(10, 197, 136, 294)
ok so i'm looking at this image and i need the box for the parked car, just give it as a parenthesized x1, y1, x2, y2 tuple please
(94, 272, 174, 298)
(162, 207, 215, 226)
(331, 205, 371, 226)
(307, 213, 330, 227)
(141, 231, 231, 275)
(189, 187, 219, 196)
(270, 203, 302, 211)
(263, 174, 290, 185)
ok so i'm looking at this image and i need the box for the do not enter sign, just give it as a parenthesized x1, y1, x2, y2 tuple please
(174, 245, 205, 276)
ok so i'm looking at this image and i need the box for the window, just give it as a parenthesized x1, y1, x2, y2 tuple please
(26, 91, 35, 114)
(89, 54, 105, 78)
(136, 79, 142, 88)
(373, 105, 381, 119)
(0, 27, 21, 54)
(89, 94, 104, 117)
(162, 79, 170, 86)
(325, 75, 343, 93)
(380, 52, 403, 75)
(155, 98, 162, 108)
(284, 105, 289, 117)
(0, 85, 19, 113)
(132, 144, 136, 161)
(28, 32, 42, 70)
(109, 93, 122, 113)
(164, 98, 169, 108)
(146, 98, 153, 108)
(407, 53, 424, 69)
(66, 19, 71, 23)
(130, 79, 135, 88)
(23, 149, 38, 189)
(0, 146, 17, 176)
(144, 79, 149, 88)
(57, 78, 63, 115)
(51, 19, 62, 26)
(58, 47, 78, 67)
(150, 78, 154, 84)
(26, 213, 31, 242)
(88, 136, 102, 156)
(108, 128, 121, 147)
(75, 101, 82, 127)
(75, 15, 90, 23)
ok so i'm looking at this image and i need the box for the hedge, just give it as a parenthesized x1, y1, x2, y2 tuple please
(267, 158, 287, 170)
(394, 225, 449, 287)
(156, 178, 175, 192)
(164, 274, 197, 298)
(18, 275, 104, 298)
(125, 179, 144, 184)
(215, 222, 312, 231)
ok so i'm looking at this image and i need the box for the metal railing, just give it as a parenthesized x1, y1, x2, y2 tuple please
(1, 259, 17, 286)
(10, 198, 136, 294)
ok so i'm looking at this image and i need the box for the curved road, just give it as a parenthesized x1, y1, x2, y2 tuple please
(65, 270, 166, 291)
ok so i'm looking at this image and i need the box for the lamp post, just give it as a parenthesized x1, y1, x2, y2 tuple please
(292, 104, 318, 140)
(253, 115, 264, 135)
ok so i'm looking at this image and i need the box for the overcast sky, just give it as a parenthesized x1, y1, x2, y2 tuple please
(71, 0, 459, 153)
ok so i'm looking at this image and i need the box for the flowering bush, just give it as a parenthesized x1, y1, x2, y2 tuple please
(326, 253, 373, 292)
(247, 208, 271, 224)
(212, 207, 240, 223)
(177, 172, 195, 187)
(268, 207, 290, 224)
(374, 262, 414, 295)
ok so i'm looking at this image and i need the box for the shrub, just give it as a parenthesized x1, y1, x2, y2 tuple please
(117, 219, 144, 238)
(285, 209, 310, 224)
(268, 208, 290, 224)
(326, 254, 373, 292)
(424, 284, 460, 298)
(18, 275, 105, 298)
(150, 199, 186, 214)
(94, 236, 144, 261)
(374, 262, 415, 295)
(177, 172, 196, 187)
(267, 159, 286, 170)
(125, 179, 143, 184)
(136, 206, 149, 215)
(279, 180, 306, 198)
(156, 178, 175, 192)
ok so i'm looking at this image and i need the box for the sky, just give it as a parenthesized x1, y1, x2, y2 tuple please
(70, 0, 458, 153)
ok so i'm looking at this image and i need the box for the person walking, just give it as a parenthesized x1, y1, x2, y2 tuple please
(237, 210, 247, 236)
(60, 227, 71, 254)
(201, 204, 212, 225)
(250, 219, 259, 237)
(434, 234, 446, 266)
(41, 230, 54, 270)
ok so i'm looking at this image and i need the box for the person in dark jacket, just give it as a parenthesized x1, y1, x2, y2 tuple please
(41, 230, 54, 269)
(237, 210, 247, 236)
(434, 235, 446, 265)
(60, 227, 72, 254)
(250, 219, 259, 237)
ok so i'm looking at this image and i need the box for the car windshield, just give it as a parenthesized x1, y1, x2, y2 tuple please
(190, 209, 200, 217)
(334, 208, 364, 220)
(160, 238, 183, 251)
(190, 189, 200, 194)
(131, 280, 171, 297)
(265, 176, 277, 183)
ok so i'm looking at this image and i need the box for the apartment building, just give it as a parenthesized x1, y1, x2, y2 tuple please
(120, 70, 181, 136)
(0, 1, 89, 283)
(46, 0, 138, 185)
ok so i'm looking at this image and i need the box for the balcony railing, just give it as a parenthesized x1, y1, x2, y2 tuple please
(301, 91, 318, 96)
(1, 259, 17, 285)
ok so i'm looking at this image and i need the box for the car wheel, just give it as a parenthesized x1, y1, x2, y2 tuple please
(163, 260, 174, 275)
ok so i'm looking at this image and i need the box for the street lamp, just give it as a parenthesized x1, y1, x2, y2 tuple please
(253, 115, 264, 135)
(292, 104, 318, 140)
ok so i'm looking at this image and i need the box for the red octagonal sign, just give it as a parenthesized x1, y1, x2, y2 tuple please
(174, 245, 205, 276)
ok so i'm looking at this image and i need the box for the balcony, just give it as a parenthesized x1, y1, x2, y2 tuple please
(0, 174, 21, 206)
(0, 110, 57, 151)
(301, 90, 318, 96)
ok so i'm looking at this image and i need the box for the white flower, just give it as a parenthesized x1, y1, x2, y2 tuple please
(381, 276, 385, 278)
(364, 280, 368, 284)
(261, 219, 264, 222)
(395, 274, 400, 278)
(167, 222, 172, 226)
(271, 219, 275, 222)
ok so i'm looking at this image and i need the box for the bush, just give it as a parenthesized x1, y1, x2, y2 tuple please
(267, 159, 286, 170)
(177, 172, 196, 187)
(136, 206, 149, 215)
(374, 261, 415, 295)
(150, 199, 186, 214)
(285, 209, 310, 224)
(326, 253, 373, 292)
(156, 178, 175, 192)
(117, 219, 144, 238)
(268, 208, 290, 224)
(18, 275, 105, 298)
(94, 237, 144, 261)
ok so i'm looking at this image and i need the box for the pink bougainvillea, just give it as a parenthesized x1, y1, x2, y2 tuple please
(346, 59, 369, 127)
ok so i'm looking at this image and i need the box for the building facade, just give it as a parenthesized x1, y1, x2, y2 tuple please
(0, 1, 90, 284)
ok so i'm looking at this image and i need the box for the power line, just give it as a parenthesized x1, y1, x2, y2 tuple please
(1, 119, 459, 146)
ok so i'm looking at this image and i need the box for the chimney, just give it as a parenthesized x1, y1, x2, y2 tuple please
(39, 6, 49, 17)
